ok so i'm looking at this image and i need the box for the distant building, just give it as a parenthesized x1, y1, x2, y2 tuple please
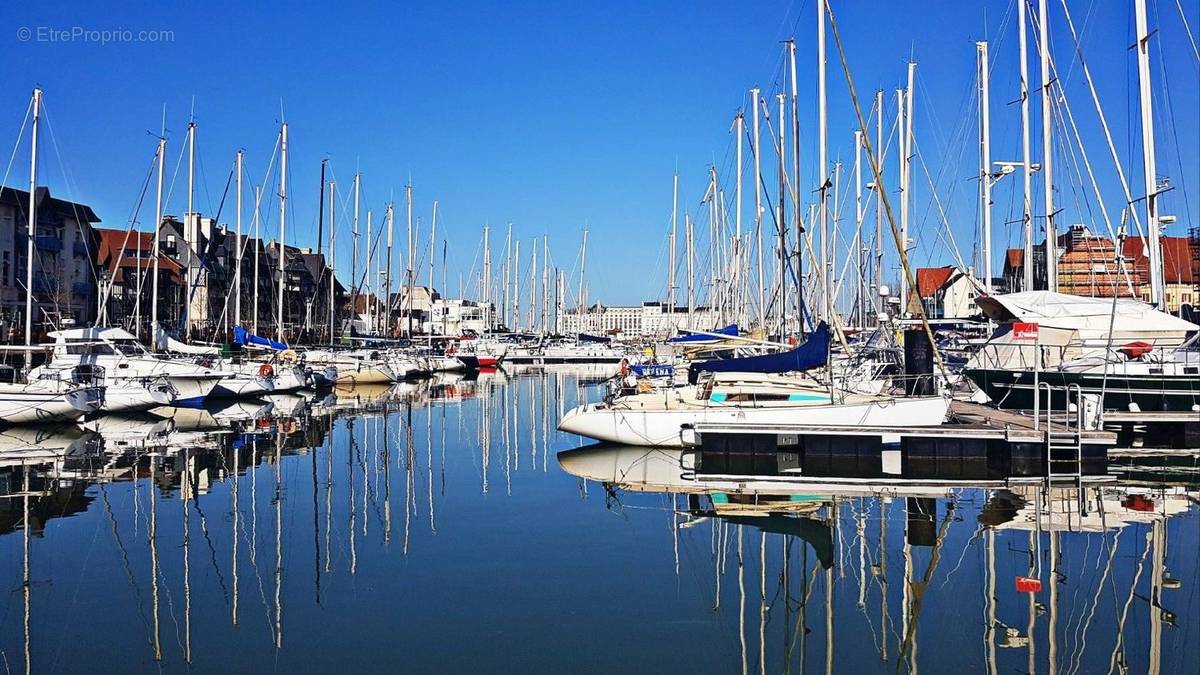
(913, 266, 981, 319)
(94, 228, 183, 330)
(0, 186, 100, 337)
(557, 302, 722, 338)
(1002, 225, 1199, 313)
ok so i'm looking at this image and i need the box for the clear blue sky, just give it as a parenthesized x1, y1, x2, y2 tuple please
(2, 0, 1197, 305)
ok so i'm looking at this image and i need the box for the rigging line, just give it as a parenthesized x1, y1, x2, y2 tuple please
(95, 149, 159, 315)
(39, 103, 98, 277)
(0, 97, 33, 196)
(1152, 28, 1195, 232)
(1058, 0, 1146, 237)
(912, 143, 970, 274)
(1173, 0, 1200, 65)
(825, 0, 948, 380)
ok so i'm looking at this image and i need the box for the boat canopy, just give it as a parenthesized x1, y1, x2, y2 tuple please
(688, 322, 830, 382)
(155, 325, 220, 355)
(577, 332, 611, 344)
(233, 325, 287, 351)
(667, 323, 739, 344)
(977, 291, 1197, 347)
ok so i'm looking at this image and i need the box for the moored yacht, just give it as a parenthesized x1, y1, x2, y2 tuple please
(31, 327, 232, 406)
(559, 323, 949, 447)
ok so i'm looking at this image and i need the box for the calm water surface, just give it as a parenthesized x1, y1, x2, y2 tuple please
(0, 366, 1196, 673)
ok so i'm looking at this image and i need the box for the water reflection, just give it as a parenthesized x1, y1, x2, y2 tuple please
(0, 365, 1194, 673)
(559, 443, 1198, 674)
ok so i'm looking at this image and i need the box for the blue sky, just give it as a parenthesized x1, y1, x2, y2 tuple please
(2, 0, 1197, 305)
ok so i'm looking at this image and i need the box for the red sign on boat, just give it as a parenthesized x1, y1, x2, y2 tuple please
(1012, 322, 1039, 342)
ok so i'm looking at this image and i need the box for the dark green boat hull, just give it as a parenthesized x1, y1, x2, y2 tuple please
(964, 368, 1200, 413)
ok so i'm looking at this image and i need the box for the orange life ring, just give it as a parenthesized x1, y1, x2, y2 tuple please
(258, 363, 274, 379)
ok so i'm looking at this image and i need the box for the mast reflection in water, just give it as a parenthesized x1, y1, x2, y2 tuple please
(0, 365, 1195, 673)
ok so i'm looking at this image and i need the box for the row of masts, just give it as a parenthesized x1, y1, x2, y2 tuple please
(647, 0, 1171, 334)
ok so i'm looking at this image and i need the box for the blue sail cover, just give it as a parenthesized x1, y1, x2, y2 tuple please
(577, 332, 612, 344)
(667, 323, 739, 344)
(234, 325, 288, 351)
(688, 322, 830, 381)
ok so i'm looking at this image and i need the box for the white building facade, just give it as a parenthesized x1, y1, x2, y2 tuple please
(557, 302, 722, 338)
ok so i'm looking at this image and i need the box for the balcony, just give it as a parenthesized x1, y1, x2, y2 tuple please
(34, 234, 62, 253)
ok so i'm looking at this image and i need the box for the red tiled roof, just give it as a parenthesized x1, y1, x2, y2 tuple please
(916, 266, 955, 298)
(1005, 248, 1023, 269)
(95, 227, 182, 276)
(1123, 236, 1196, 284)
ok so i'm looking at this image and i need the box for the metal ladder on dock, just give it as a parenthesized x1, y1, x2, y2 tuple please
(1039, 382, 1084, 486)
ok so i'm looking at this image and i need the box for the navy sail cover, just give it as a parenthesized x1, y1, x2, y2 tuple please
(688, 322, 830, 381)
(666, 323, 739, 344)
(234, 325, 288, 351)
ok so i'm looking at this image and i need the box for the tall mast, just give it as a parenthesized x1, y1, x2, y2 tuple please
(151, 134, 165, 350)
(902, 62, 916, 313)
(854, 129, 864, 326)
(23, 88, 40, 365)
(668, 173, 678, 318)
(1038, 0, 1057, 291)
(554, 269, 563, 334)
(528, 240, 537, 329)
(1135, 0, 1164, 308)
(685, 214, 695, 328)
(578, 228, 588, 314)
(253, 186, 261, 334)
(541, 236, 549, 333)
(328, 180, 336, 344)
(874, 89, 884, 321)
(817, 0, 830, 322)
(735, 109, 745, 327)
(316, 160, 326, 256)
(386, 200, 396, 333)
(978, 41, 994, 294)
(351, 173, 360, 327)
(513, 239, 521, 330)
(427, 200, 436, 297)
(275, 123, 288, 342)
(504, 225, 512, 329)
(365, 210, 373, 332)
(895, 88, 907, 310)
(1019, 0, 1035, 292)
(184, 119, 196, 338)
(788, 40, 802, 328)
(405, 183, 414, 337)
(777, 93, 788, 335)
(751, 90, 764, 327)
(234, 150, 244, 327)
(482, 225, 491, 330)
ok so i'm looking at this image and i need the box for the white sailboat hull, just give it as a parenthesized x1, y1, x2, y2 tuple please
(0, 383, 104, 425)
(558, 396, 951, 447)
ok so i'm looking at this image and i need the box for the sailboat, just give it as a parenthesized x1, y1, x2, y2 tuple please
(0, 88, 106, 424)
(558, 323, 950, 447)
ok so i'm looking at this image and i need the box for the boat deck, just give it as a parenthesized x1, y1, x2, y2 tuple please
(681, 399, 1118, 446)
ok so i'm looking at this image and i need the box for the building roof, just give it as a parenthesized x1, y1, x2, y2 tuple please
(916, 266, 955, 298)
(94, 227, 181, 282)
(0, 186, 101, 223)
(1005, 248, 1024, 270)
(1123, 236, 1196, 284)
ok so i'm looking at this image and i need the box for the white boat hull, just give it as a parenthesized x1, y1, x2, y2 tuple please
(558, 396, 951, 447)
